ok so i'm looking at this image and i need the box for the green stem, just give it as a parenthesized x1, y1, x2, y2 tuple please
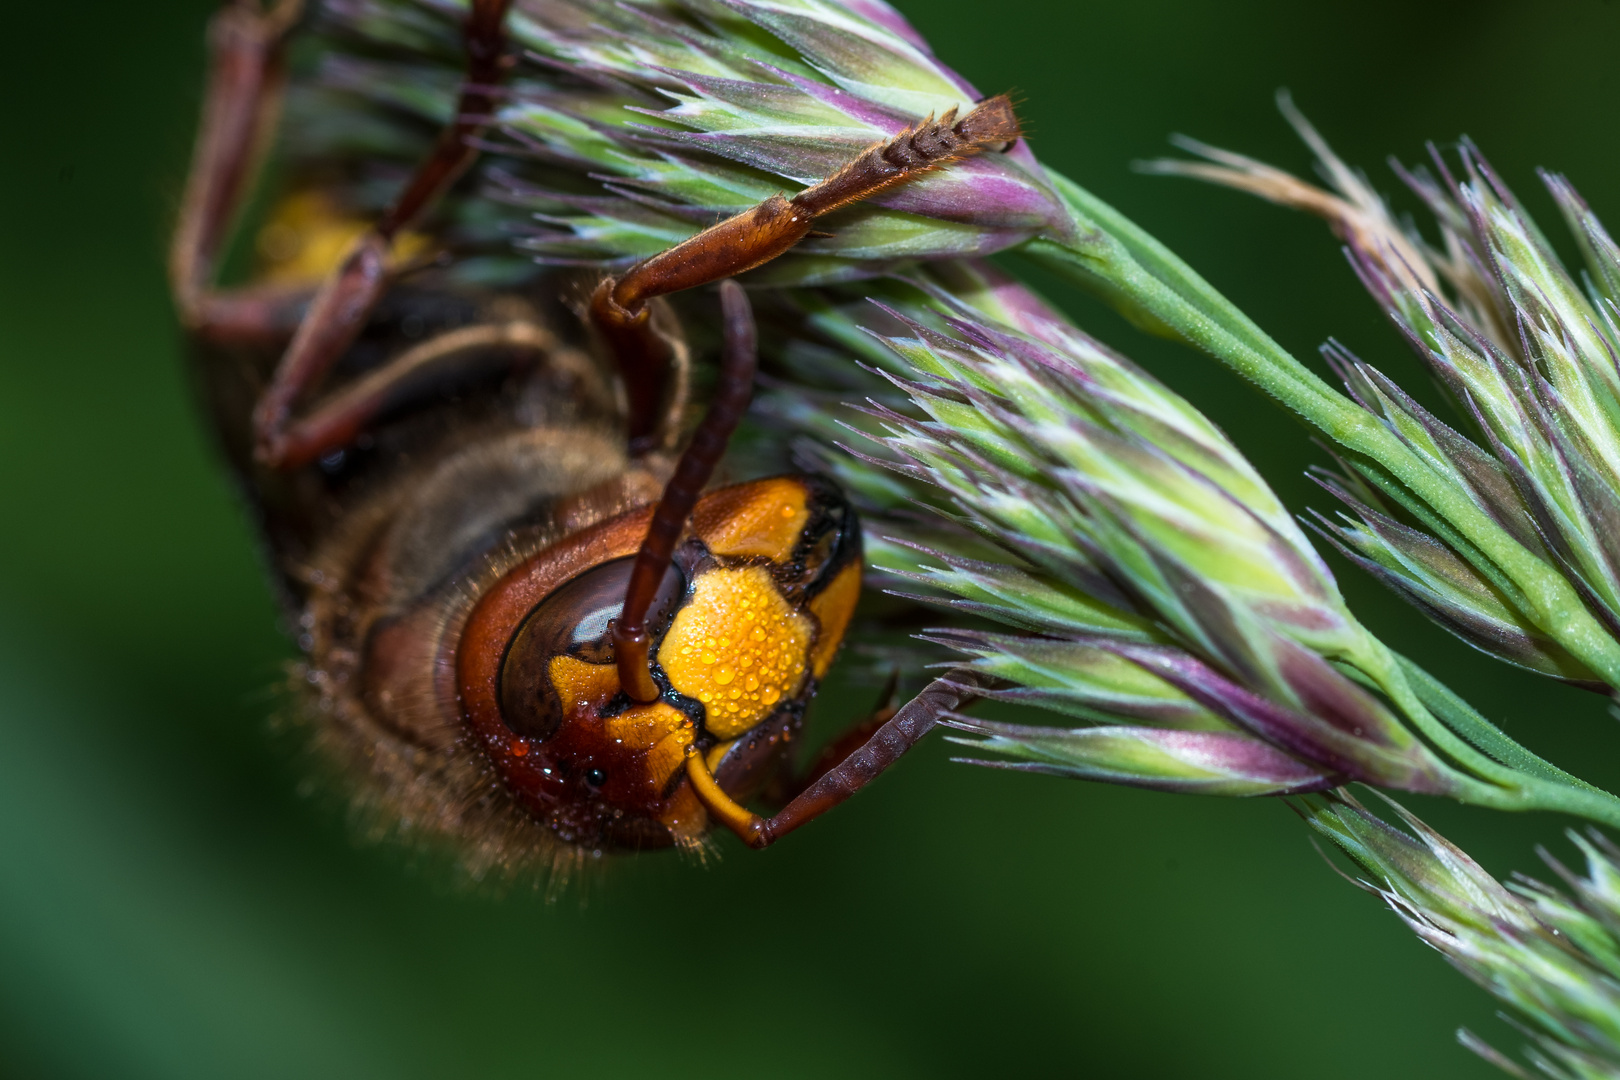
(1343, 636, 1527, 789)
(1325, 644, 1620, 823)
(1339, 637, 1620, 828)
(1024, 171, 1620, 689)
(1395, 653, 1608, 794)
(1446, 769, 1620, 831)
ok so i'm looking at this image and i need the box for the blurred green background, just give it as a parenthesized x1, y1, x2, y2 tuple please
(4, 1, 1620, 1076)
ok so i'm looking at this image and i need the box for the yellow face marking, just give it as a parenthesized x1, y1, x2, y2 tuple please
(644, 729, 694, 791)
(549, 654, 621, 713)
(604, 701, 689, 751)
(808, 562, 862, 678)
(657, 565, 811, 739)
(255, 191, 431, 286)
(550, 654, 693, 789)
(696, 477, 809, 561)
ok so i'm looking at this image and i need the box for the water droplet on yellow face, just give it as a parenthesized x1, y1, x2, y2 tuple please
(658, 566, 811, 739)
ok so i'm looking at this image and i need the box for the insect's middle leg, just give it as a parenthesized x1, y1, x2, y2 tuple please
(254, 319, 562, 469)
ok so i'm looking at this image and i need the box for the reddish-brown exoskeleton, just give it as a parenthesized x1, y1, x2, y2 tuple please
(171, 0, 1015, 875)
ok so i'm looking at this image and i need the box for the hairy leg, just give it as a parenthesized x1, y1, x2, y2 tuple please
(170, 0, 527, 454)
(781, 669, 902, 801)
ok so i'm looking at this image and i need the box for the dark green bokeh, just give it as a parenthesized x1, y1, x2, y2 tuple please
(3, 1, 1618, 1076)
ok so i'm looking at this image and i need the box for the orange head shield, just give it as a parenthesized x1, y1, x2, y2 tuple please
(457, 476, 861, 850)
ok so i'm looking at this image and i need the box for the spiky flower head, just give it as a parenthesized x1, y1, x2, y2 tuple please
(490, 0, 1072, 281)
(291, 0, 1077, 284)
(756, 263, 1492, 799)
(1308, 793, 1620, 1080)
(739, 260, 1620, 824)
(1150, 98, 1620, 691)
(280, 1, 1620, 825)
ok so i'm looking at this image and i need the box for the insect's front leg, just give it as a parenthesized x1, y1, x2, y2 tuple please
(251, 0, 514, 469)
(170, 0, 309, 346)
(685, 674, 990, 849)
(770, 671, 903, 803)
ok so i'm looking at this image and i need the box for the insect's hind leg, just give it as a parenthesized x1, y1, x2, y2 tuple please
(251, 0, 515, 469)
(684, 673, 988, 849)
(588, 94, 1022, 450)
